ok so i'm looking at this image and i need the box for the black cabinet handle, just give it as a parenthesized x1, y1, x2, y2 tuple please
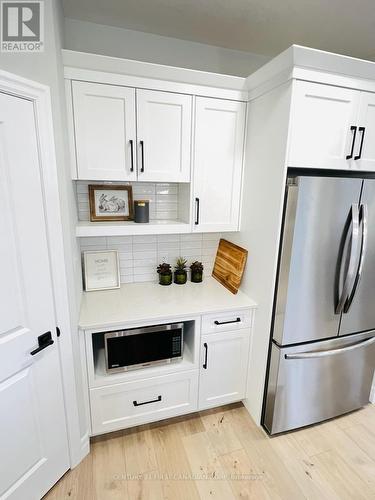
(214, 317, 241, 326)
(195, 197, 200, 225)
(346, 126, 357, 159)
(203, 342, 208, 369)
(354, 127, 366, 160)
(140, 140, 145, 173)
(30, 331, 54, 356)
(129, 139, 134, 172)
(133, 395, 161, 407)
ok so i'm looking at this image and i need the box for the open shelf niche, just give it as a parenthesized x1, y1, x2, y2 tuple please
(86, 319, 199, 388)
(75, 180, 192, 237)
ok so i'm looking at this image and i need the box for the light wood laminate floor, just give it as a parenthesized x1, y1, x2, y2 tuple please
(45, 402, 375, 500)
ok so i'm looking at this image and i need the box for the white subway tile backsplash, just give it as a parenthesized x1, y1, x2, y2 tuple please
(76, 181, 179, 222)
(133, 235, 157, 244)
(79, 232, 223, 284)
(156, 184, 178, 195)
(134, 273, 158, 283)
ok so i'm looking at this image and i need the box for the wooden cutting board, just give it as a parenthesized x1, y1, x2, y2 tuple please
(212, 239, 248, 294)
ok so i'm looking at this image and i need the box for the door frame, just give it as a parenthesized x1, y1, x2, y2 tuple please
(0, 70, 85, 467)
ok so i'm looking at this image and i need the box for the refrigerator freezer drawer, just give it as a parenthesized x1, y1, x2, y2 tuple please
(263, 331, 375, 435)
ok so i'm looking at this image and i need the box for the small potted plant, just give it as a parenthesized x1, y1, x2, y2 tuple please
(157, 262, 172, 286)
(174, 257, 188, 285)
(190, 261, 204, 283)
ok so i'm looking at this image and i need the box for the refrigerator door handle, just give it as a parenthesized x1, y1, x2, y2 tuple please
(344, 203, 368, 313)
(285, 336, 375, 359)
(335, 204, 361, 314)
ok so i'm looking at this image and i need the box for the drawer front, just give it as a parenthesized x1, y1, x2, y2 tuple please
(90, 370, 198, 434)
(201, 309, 252, 334)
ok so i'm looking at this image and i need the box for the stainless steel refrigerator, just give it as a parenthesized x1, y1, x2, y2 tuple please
(263, 172, 375, 435)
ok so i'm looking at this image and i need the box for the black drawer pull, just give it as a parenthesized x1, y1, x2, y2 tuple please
(346, 126, 357, 159)
(203, 342, 208, 369)
(140, 140, 145, 173)
(195, 197, 200, 225)
(214, 317, 241, 326)
(354, 126, 366, 160)
(133, 395, 162, 407)
(30, 331, 54, 356)
(129, 139, 134, 172)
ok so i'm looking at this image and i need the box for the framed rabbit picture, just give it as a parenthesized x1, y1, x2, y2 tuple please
(88, 184, 134, 222)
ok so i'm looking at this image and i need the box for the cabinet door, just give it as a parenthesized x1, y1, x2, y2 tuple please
(72, 81, 136, 181)
(355, 91, 375, 171)
(199, 331, 250, 410)
(136, 89, 192, 182)
(193, 98, 246, 232)
(288, 81, 360, 170)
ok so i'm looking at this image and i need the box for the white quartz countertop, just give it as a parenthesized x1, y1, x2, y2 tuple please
(79, 277, 257, 330)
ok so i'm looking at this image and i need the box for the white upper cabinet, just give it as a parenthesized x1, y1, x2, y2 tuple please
(288, 81, 360, 170)
(72, 81, 137, 181)
(355, 91, 375, 171)
(136, 89, 192, 182)
(193, 97, 246, 232)
(71, 83, 192, 182)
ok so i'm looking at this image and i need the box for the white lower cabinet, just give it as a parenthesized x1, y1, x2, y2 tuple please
(198, 330, 250, 410)
(86, 308, 253, 435)
(90, 370, 198, 435)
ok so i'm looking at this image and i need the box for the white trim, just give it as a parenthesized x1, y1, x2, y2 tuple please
(62, 49, 247, 91)
(64, 66, 248, 101)
(0, 69, 86, 467)
(246, 45, 375, 102)
(64, 79, 78, 179)
(370, 374, 375, 403)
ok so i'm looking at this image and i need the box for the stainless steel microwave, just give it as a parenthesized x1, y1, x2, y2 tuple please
(104, 323, 184, 373)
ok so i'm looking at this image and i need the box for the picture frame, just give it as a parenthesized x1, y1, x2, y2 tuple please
(88, 184, 134, 222)
(83, 250, 120, 291)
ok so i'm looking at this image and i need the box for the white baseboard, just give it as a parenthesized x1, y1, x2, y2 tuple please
(370, 375, 375, 404)
(70, 432, 90, 469)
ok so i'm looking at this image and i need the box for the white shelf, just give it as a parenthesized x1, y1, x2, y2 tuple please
(76, 219, 191, 237)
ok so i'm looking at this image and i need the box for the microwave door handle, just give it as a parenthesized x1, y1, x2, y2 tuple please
(344, 203, 368, 313)
(335, 204, 360, 314)
(285, 336, 375, 359)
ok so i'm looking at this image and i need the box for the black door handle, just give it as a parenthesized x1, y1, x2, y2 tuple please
(129, 139, 134, 172)
(354, 127, 366, 160)
(203, 342, 208, 369)
(214, 317, 241, 325)
(133, 395, 161, 407)
(140, 140, 145, 173)
(195, 197, 200, 225)
(30, 331, 54, 356)
(346, 126, 357, 159)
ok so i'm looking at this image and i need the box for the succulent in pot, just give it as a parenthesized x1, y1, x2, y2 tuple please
(174, 257, 188, 285)
(190, 261, 204, 283)
(157, 262, 172, 286)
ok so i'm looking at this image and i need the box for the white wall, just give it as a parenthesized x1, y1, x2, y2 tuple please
(0, 0, 87, 465)
(231, 82, 293, 424)
(64, 18, 268, 77)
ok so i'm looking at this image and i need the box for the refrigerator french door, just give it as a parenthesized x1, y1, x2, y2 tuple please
(263, 173, 375, 435)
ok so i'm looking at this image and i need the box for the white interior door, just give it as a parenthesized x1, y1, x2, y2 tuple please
(199, 331, 250, 410)
(136, 89, 192, 182)
(72, 81, 136, 181)
(288, 81, 360, 170)
(193, 97, 246, 232)
(355, 91, 375, 171)
(0, 93, 69, 499)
